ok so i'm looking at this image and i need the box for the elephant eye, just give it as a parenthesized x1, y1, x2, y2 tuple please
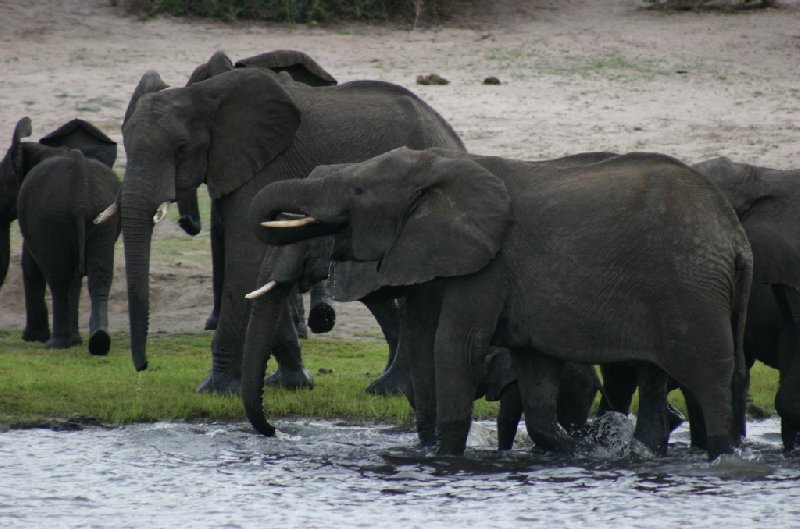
(354, 187, 364, 196)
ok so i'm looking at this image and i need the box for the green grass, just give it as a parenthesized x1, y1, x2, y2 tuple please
(0, 326, 780, 430)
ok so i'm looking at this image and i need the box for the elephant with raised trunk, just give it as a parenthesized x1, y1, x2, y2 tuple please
(0, 117, 119, 354)
(600, 156, 800, 452)
(252, 147, 752, 460)
(121, 66, 464, 394)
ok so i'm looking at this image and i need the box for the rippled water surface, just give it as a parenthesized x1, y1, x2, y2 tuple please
(2, 417, 798, 528)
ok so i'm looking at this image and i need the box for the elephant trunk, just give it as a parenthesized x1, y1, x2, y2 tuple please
(121, 187, 157, 372)
(242, 282, 293, 435)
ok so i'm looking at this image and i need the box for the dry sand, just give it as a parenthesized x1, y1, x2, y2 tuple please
(0, 0, 798, 342)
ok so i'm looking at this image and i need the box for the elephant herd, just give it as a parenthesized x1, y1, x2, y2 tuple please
(1, 49, 799, 461)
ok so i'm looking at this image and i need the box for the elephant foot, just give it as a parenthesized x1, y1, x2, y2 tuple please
(204, 310, 219, 331)
(365, 365, 412, 400)
(436, 420, 471, 455)
(89, 330, 110, 356)
(22, 327, 50, 343)
(265, 366, 314, 390)
(308, 301, 336, 334)
(195, 371, 241, 395)
(46, 334, 74, 349)
(71, 333, 83, 346)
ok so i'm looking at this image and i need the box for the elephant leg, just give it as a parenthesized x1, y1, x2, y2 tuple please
(85, 229, 114, 355)
(679, 386, 707, 450)
(288, 284, 308, 339)
(46, 277, 74, 349)
(265, 299, 313, 389)
(774, 285, 800, 451)
(68, 277, 83, 346)
(307, 278, 335, 334)
(597, 363, 637, 416)
(632, 363, 669, 456)
(365, 297, 410, 398)
(496, 381, 523, 450)
(205, 199, 224, 331)
(513, 350, 575, 452)
(20, 243, 50, 342)
(557, 364, 599, 435)
(403, 284, 443, 447)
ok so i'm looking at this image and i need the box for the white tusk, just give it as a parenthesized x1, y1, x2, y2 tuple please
(93, 203, 118, 224)
(153, 201, 170, 224)
(260, 216, 317, 228)
(245, 280, 277, 300)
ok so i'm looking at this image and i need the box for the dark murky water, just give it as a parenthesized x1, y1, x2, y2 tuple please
(2, 417, 798, 528)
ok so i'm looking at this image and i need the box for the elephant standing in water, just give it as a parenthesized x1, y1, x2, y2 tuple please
(600, 157, 800, 452)
(120, 65, 464, 394)
(175, 50, 338, 342)
(241, 235, 600, 447)
(0, 117, 119, 354)
(252, 147, 752, 459)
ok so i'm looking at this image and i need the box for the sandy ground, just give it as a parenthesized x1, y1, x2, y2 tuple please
(0, 0, 798, 344)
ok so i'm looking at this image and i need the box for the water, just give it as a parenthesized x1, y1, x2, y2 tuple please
(1, 417, 798, 528)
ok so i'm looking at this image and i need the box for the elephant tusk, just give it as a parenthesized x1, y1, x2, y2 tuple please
(245, 280, 277, 300)
(93, 202, 118, 224)
(153, 201, 170, 224)
(261, 216, 317, 228)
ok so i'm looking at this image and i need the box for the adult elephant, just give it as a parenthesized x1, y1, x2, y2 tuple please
(252, 147, 752, 460)
(242, 235, 600, 447)
(120, 67, 465, 394)
(0, 117, 119, 353)
(600, 157, 800, 452)
(175, 50, 338, 351)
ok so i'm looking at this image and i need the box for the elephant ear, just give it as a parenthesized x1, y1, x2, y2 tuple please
(372, 154, 512, 287)
(6, 117, 32, 178)
(198, 69, 301, 199)
(123, 70, 168, 128)
(186, 51, 234, 86)
(235, 49, 337, 87)
(39, 119, 117, 168)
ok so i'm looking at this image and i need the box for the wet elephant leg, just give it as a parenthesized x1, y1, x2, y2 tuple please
(774, 285, 800, 451)
(632, 363, 669, 456)
(496, 382, 523, 450)
(513, 350, 575, 452)
(21, 243, 50, 342)
(597, 363, 637, 416)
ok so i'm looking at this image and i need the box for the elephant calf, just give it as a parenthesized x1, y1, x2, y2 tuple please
(0, 117, 119, 354)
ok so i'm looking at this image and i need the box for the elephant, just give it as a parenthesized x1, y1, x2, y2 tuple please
(0, 117, 120, 353)
(175, 50, 339, 347)
(251, 147, 752, 460)
(242, 212, 601, 446)
(120, 65, 465, 395)
(599, 156, 800, 452)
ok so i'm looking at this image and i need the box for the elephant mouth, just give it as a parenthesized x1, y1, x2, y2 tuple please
(260, 211, 344, 245)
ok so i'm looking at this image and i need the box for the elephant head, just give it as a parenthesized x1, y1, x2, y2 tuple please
(249, 147, 511, 290)
(0, 117, 116, 288)
(121, 67, 301, 371)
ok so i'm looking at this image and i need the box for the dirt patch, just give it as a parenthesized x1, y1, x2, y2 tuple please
(0, 0, 798, 341)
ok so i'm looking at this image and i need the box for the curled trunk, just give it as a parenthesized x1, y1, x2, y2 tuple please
(242, 282, 292, 435)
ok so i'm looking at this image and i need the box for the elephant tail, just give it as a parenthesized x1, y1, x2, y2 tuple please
(731, 246, 753, 443)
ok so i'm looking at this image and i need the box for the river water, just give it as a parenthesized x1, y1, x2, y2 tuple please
(1, 416, 798, 528)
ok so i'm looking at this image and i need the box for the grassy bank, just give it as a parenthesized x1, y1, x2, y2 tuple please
(0, 329, 779, 428)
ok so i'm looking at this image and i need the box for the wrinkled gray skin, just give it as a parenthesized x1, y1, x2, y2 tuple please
(175, 50, 336, 340)
(0, 117, 120, 354)
(601, 157, 800, 452)
(121, 66, 464, 395)
(241, 233, 600, 446)
(252, 147, 752, 459)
